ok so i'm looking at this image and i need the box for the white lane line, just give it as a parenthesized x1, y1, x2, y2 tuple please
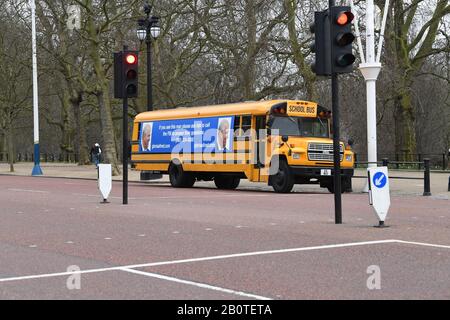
(395, 240, 450, 250)
(120, 268, 272, 300)
(8, 189, 49, 194)
(0, 239, 400, 283)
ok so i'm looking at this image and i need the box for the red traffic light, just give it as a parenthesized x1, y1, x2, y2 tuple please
(336, 11, 354, 26)
(125, 54, 137, 65)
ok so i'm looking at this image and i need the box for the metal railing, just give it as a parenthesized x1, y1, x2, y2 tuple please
(354, 153, 448, 171)
(0, 152, 79, 163)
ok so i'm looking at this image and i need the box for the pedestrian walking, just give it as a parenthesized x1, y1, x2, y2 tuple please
(90, 143, 102, 168)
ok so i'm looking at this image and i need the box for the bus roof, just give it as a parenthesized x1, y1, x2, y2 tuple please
(135, 100, 317, 122)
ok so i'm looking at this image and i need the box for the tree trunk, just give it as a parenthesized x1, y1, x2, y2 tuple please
(285, 0, 317, 101)
(96, 90, 120, 175)
(7, 125, 14, 172)
(394, 88, 417, 161)
(85, 1, 120, 175)
(71, 92, 90, 165)
(60, 92, 76, 155)
(243, 0, 257, 100)
(387, 0, 449, 159)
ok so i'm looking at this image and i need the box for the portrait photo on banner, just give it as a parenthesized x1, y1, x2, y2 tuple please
(216, 117, 232, 152)
(140, 122, 153, 152)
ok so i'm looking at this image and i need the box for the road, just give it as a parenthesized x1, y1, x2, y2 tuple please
(0, 175, 449, 299)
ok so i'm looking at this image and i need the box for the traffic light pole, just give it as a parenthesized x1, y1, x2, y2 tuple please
(331, 73, 342, 224)
(123, 94, 129, 205)
(123, 45, 129, 205)
(329, 0, 342, 224)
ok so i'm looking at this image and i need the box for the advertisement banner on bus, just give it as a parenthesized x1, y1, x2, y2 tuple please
(139, 116, 235, 154)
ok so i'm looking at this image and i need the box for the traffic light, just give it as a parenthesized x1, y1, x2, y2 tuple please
(330, 6, 355, 73)
(123, 51, 139, 98)
(114, 50, 139, 98)
(310, 10, 331, 76)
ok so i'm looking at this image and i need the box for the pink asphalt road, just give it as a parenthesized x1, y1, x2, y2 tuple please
(0, 175, 449, 299)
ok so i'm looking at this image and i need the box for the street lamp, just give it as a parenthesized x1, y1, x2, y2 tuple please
(137, 1, 161, 112)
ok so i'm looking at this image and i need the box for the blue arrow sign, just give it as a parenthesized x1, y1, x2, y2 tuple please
(373, 172, 387, 188)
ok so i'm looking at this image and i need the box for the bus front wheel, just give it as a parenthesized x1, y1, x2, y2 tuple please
(270, 159, 294, 193)
(169, 162, 195, 188)
(214, 176, 240, 190)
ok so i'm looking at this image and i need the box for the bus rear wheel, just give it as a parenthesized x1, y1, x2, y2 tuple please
(270, 159, 294, 193)
(214, 176, 240, 190)
(169, 162, 195, 188)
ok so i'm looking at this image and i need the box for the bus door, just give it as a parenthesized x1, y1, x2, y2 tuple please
(254, 115, 269, 182)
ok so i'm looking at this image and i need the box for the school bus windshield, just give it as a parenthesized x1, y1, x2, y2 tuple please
(270, 116, 329, 138)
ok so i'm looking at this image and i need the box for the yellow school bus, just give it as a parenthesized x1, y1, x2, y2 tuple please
(131, 100, 354, 193)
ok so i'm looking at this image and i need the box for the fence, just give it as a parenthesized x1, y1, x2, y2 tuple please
(354, 153, 448, 171)
(0, 152, 79, 163)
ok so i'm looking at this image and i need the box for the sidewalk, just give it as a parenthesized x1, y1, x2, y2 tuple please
(1, 162, 448, 199)
(0, 162, 148, 182)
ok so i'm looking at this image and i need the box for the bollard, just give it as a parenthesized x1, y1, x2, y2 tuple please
(423, 158, 431, 196)
(448, 175, 450, 192)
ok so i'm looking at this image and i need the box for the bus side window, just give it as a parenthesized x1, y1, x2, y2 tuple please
(233, 116, 242, 136)
(241, 115, 252, 136)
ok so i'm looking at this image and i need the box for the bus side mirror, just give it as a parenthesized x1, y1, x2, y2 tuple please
(266, 117, 274, 128)
(282, 136, 289, 143)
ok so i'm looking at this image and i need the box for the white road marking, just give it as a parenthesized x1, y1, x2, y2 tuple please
(395, 240, 450, 250)
(120, 268, 272, 300)
(2, 239, 449, 286)
(0, 239, 401, 283)
(8, 189, 49, 194)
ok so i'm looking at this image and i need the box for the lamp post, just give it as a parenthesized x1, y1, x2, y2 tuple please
(137, 2, 162, 182)
(31, 0, 43, 176)
(137, 1, 161, 112)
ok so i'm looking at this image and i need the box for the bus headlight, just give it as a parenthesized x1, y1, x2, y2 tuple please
(292, 153, 301, 160)
(346, 154, 352, 162)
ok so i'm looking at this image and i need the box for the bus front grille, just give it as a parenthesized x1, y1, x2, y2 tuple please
(308, 143, 343, 162)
